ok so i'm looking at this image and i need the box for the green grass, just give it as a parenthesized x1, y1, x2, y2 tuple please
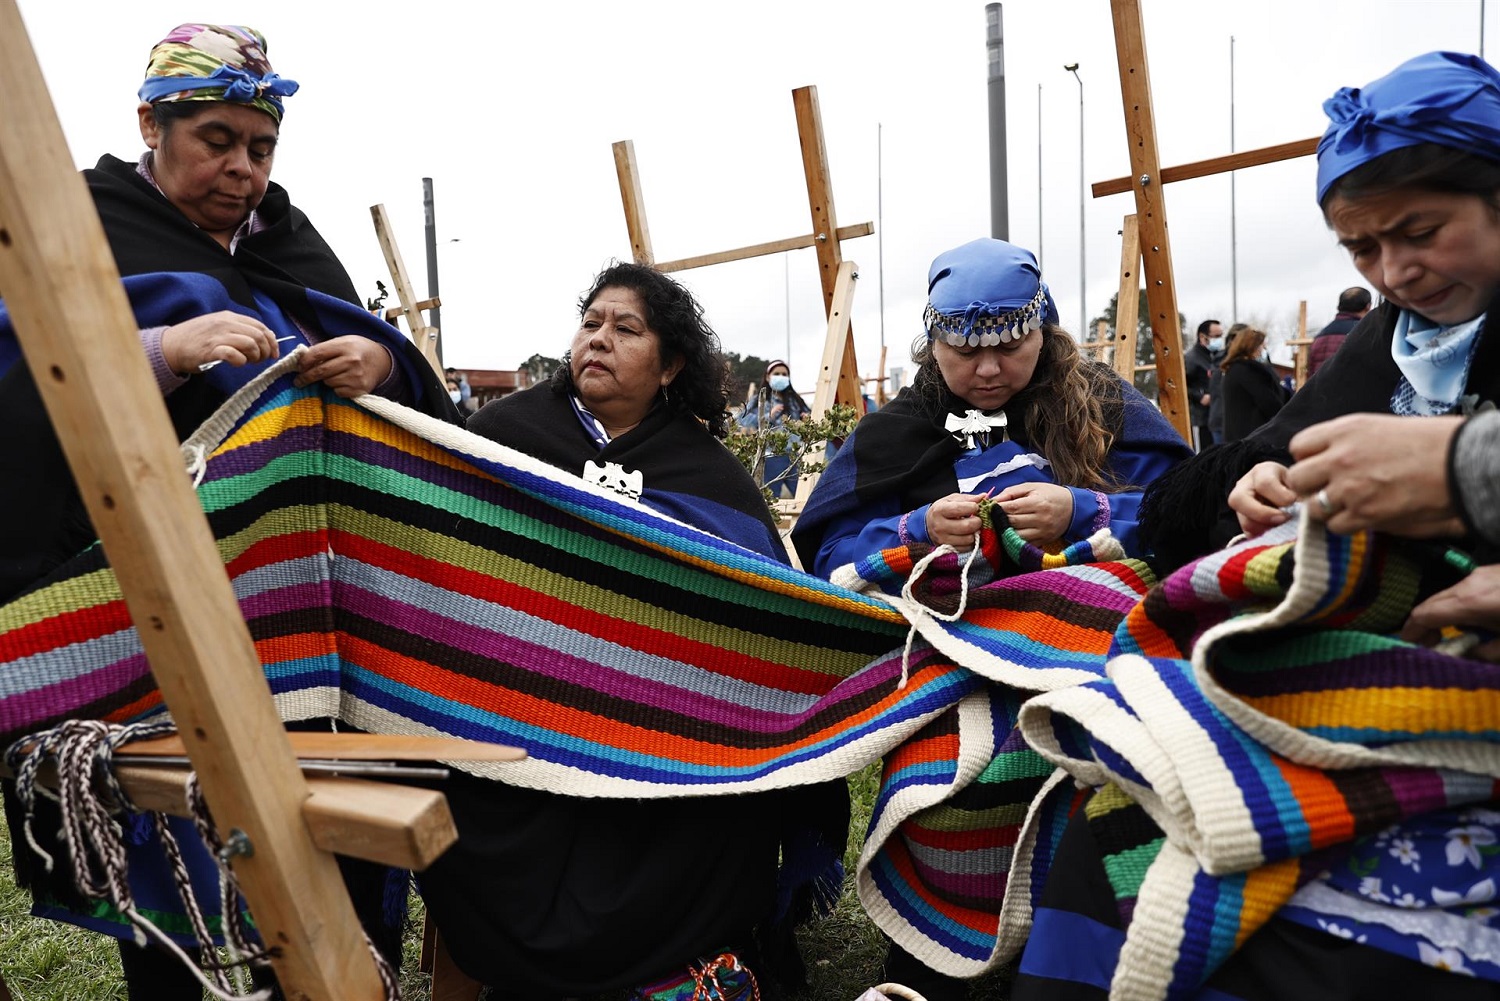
(0, 765, 1012, 1000)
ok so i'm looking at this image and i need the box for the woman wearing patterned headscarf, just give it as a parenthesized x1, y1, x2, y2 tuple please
(0, 23, 453, 1000)
(1017, 51, 1500, 1001)
(793, 238, 1190, 581)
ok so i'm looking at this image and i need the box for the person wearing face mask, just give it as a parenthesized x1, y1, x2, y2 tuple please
(1218, 325, 1289, 443)
(738, 359, 812, 497)
(1185, 319, 1225, 450)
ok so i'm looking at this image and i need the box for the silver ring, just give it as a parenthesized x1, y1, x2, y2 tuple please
(1315, 488, 1335, 516)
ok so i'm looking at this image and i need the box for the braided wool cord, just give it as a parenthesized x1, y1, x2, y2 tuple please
(6, 718, 401, 1000)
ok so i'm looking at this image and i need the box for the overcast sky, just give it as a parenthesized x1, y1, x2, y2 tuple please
(14, 0, 1496, 384)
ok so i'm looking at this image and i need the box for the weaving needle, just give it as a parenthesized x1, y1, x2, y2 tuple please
(198, 335, 298, 373)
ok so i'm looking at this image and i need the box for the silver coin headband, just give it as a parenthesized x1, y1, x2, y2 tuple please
(924, 286, 1047, 348)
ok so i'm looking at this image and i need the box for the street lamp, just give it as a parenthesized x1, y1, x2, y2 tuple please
(1065, 63, 1084, 338)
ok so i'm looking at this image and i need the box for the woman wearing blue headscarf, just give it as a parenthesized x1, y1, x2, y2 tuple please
(793, 238, 1190, 580)
(1019, 52, 1500, 1001)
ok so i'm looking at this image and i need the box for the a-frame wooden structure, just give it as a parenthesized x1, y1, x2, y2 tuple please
(0, 8, 519, 997)
(614, 85, 872, 506)
(1101, 0, 1320, 442)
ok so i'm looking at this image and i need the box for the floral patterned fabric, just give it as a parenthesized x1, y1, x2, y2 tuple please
(137, 24, 297, 122)
(1281, 805, 1500, 981)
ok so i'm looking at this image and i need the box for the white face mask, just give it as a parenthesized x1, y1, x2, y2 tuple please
(448, 389, 463, 404)
(768, 374, 791, 393)
(1207, 336, 1226, 352)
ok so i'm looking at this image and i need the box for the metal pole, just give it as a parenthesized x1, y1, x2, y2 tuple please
(1066, 64, 1084, 337)
(1230, 37, 1238, 324)
(1037, 83, 1043, 270)
(422, 178, 441, 342)
(986, 3, 1010, 240)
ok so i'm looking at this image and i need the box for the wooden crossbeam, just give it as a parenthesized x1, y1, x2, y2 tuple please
(1110, 0, 1191, 444)
(372, 203, 444, 377)
(612, 86, 872, 416)
(0, 6, 386, 996)
(1092, 137, 1319, 198)
(384, 296, 440, 323)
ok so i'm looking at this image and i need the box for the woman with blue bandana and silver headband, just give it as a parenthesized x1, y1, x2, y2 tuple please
(792, 238, 1190, 581)
(1020, 52, 1500, 1001)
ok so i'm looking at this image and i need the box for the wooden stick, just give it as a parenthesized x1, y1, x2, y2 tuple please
(654, 223, 873, 273)
(383, 296, 439, 323)
(120, 732, 526, 763)
(1092, 137, 1319, 198)
(113, 766, 458, 871)
(795, 261, 858, 507)
(793, 86, 863, 412)
(1113, 214, 1141, 382)
(612, 140, 655, 266)
(372, 203, 443, 377)
(0, 8, 385, 996)
(1110, 0, 1192, 444)
(1295, 299, 1310, 388)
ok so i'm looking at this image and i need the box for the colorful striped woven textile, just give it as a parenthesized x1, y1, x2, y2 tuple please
(1020, 515, 1500, 1000)
(0, 356, 1156, 976)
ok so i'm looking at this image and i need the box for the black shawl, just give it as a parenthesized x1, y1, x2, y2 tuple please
(1140, 297, 1500, 571)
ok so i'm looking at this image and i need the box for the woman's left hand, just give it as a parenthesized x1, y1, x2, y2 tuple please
(1401, 565, 1500, 661)
(293, 337, 394, 398)
(1286, 413, 1465, 537)
(995, 482, 1074, 543)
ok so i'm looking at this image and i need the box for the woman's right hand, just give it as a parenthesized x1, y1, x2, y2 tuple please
(925, 492, 986, 551)
(161, 310, 279, 375)
(1228, 461, 1296, 538)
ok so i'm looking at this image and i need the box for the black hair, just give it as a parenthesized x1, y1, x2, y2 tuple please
(552, 262, 731, 438)
(1196, 319, 1221, 339)
(1337, 286, 1372, 313)
(1319, 143, 1500, 216)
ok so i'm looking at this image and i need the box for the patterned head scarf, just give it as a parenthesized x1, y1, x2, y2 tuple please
(137, 24, 299, 123)
(1316, 51, 1500, 204)
(924, 238, 1059, 349)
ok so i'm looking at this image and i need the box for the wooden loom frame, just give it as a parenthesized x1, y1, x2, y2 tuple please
(0, 7, 524, 997)
(1101, 0, 1320, 441)
(613, 85, 872, 508)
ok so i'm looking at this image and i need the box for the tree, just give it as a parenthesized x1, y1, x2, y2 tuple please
(521, 353, 561, 384)
(1089, 289, 1185, 402)
(721, 351, 773, 410)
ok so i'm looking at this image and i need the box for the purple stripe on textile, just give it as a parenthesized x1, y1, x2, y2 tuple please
(337, 585, 892, 733)
(1383, 767, 1457, 816)
(908, 858, 1007, 905)
(238, 582, 330, 620)
(1220, 647, 1500, 696)
(203, 423, 323, 482)
(1, 654, 149, 725)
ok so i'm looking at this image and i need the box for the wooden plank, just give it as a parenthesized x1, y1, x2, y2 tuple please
(1113, 214, 1141, 381)
(654, 223, 873, 273)
(612, 140, 655, 266)
(1091, 137, 1319, 198)
(1295, 298, 1309, 388)
(121, 732, 525, 763)
(0, 8, 385, 997)
(794, 260, 858, 506)
(793, 86, 862, 412)
(114, 766, 458, 871)
(383, 296, 439, 323)
(429, 927, 484, 1001)
(1110, 0, 1191, 444)
(372, 203, 443, 376)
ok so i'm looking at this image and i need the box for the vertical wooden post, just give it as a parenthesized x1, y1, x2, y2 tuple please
(612, 140, 655, 266)
(1113, 214, 1141, 382)
(793, 86, 862, 411)
(1109, 0, 1190, 443)
(0, 7, 385, 999)
(795, 260, 858, 505)
(1295, 298, 1310, 388)
(372, 203, 444, 378)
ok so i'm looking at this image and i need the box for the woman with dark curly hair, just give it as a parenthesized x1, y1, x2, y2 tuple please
(421, 262, 849, 1000)
(792, 237, 1191, 581)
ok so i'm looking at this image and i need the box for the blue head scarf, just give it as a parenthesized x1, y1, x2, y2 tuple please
(1316, 51, 1500, 204)
(924, 238, 1060, 349)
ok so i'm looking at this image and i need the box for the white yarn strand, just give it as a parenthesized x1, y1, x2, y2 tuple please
(894, 532, 984, 688)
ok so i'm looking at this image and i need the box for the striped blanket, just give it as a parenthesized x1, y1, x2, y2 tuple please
(0, 356, 1151, 974)
(1020, 515, 1500, 1000)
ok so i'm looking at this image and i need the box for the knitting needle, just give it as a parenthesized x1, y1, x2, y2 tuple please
(111, 754, 451, 780)
(197, 335, 298, 373)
